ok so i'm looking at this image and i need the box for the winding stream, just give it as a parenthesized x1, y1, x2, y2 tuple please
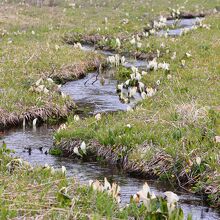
(0, 18, 219, 220)
(158, 17, 203, 36)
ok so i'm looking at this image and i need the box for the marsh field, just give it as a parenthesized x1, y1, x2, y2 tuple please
(0, 0, 220, 219)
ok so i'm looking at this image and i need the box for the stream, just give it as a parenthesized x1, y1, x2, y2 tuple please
(0, 17, 219, 220)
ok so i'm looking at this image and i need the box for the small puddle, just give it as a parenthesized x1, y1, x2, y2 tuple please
(158, 18, 202, 36)
(1, 126, 220, 220)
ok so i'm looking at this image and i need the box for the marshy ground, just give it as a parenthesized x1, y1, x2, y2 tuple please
(0, 0, 220, 219)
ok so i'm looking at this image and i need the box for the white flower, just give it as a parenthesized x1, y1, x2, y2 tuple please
(74, 115, 80, 121)
(31, 30, 35, 35)
(143, 32, 149, 37)
(151, 192, 156, 199)
(80, 141, 86, 154)
(61, 92, 67, 98)
(196, 156, 202, 166)
(186, 52, 192, 58)
(91, 180, 104, 192)
(215, 136, 220, 143)
(181, 59, 186, 67)
(121, 56, 126, 64)
(137, 42, 142, 48)
(130, 73, 135, 80)
(171, 52, 177, 60)
(61, 166, 66, 175)
(135, 72, 142, 81)
(160, 42, 165, 48)
(128, 87, 137, 97)
(57, 123, 67, 132)
(95, 113, 101, 121)
(131, 66, 138, 74)
(125, 79, 130, 86)
(156, 80, 160, 86)
(44, 163, 49, 169)
(55, 44, 60, 50)
(104, 177, 111, 191)
(130, 37, 136, 45)
(138, 82, 145, 92)
(47, 78, 54, 84)
(148, 58, 158, 71)
(74, 147, 82, 157)
(73, 42, 82, 49)
(141, 92, 147, 99)
(115, 38, 121, 48)
(117, 83, 123, 91)
(126, 124, 131, 128)
(146, 87, 156, 97)
(164, 191, 179, 204)
(157, 49, 160, 58)
(141, 71, 148, 76)
(167, 74, 172, 80)
(43, 88, 49, 94)
(158, 62, 170, 71)
(35, 78, 43, 86)
(164, 191, 179, 215)
(149, 29, 155, 35)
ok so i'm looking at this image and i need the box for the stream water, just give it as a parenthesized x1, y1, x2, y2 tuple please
(1, 17, 219, 219)
(158, 18, 203, 36)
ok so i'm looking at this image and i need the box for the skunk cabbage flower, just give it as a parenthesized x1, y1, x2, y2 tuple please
(164, 191, 179, 204)
(74, 115, 80, 121)
(104, 177, 111, 191)
(115, 38, 121, 48)
(80, 141, 86, 154)
(128, 87, 137, 98)
(95, 113, 101, 121)
(141, 92, 147, 100)
(130, 37, 136, 45)
(61, 166, 66, 175)
(74, 147, 82, 157)
(148, 58, 158, 71)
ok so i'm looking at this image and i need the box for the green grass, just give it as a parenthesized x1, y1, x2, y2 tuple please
(54, 4, 220, 207)
(0, 144, 187, 219)
(0, 0, 220, 215)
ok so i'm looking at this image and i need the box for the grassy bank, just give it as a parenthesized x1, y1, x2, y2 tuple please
(0, 2, 104, 129)
(54, 3, 220, 207)
(0, 144, 188, 219)
(1, 1, 219, 129)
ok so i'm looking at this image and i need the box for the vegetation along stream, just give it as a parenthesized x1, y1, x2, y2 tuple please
(1, 15, 220, 218)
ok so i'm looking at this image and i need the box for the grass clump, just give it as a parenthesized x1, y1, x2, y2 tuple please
(0, 143, 188, 219)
